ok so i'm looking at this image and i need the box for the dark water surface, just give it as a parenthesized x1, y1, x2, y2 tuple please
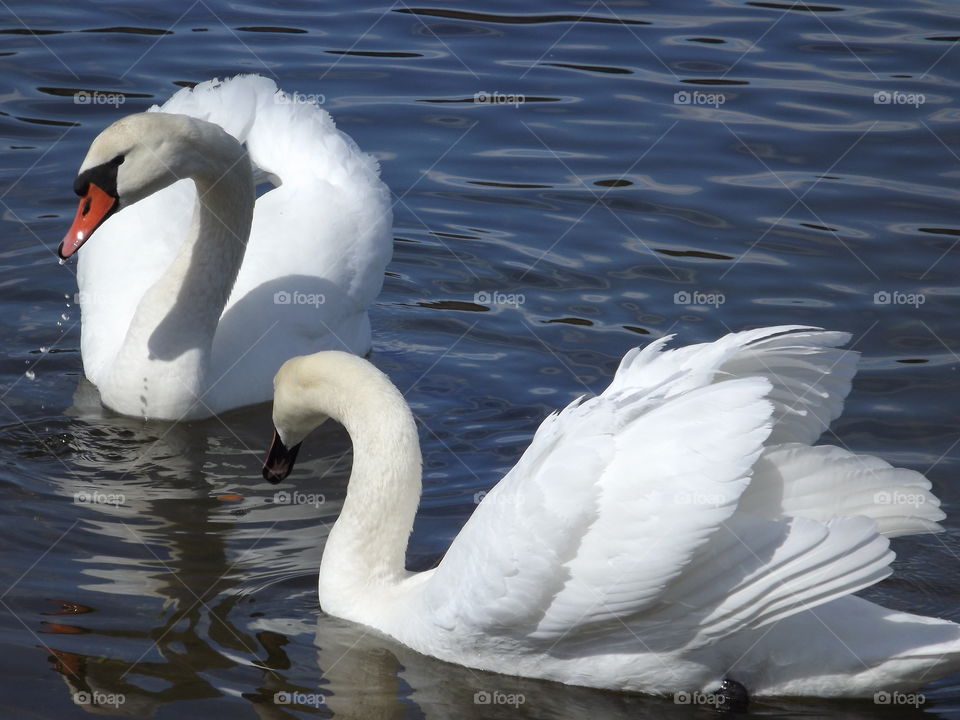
(1, 1, 959, 718)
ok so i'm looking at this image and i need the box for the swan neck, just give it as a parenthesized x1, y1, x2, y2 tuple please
(173, 167, 254, 317)
(320, 377, 423, 594)
(107, 144, 254, 418)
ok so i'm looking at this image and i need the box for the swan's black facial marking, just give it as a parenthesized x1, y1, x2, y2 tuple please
(73, 154, 124, 199)
(58, 154, 124, 260)
(263, 430, 303, 484)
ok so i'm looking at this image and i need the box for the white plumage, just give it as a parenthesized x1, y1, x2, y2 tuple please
(69, 75, 392, 419)
(266, 326, 960, 697)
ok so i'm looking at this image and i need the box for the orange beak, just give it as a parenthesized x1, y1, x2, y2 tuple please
(58, 183, 118, 259)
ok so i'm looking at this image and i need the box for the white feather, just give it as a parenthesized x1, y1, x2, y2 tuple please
(271, 328, 960, 697)
(74, 75, 392, 418)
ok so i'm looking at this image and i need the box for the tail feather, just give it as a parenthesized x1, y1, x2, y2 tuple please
(724, 596, 960, 696)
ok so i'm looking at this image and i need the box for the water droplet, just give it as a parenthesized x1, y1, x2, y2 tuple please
(58, 258, 66, 266)
(39, 346, 48, 353)
(61, 313, 69, 321)
(24, 369, 35, 380)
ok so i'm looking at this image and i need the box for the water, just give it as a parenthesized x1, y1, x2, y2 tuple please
(1, 1, 959, 717)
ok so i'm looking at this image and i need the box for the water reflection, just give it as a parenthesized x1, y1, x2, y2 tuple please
(310, 614, 938, 719)
(32, 387, 343, 715)
(21, 377, 950, 718)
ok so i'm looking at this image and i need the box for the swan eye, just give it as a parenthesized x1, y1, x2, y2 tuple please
(111, 155, 125, 166)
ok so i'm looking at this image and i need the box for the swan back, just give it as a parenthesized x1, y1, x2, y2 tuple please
(157, 75, 382, 191)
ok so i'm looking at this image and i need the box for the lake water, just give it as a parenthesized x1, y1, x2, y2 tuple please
(1, 1, 960, 717)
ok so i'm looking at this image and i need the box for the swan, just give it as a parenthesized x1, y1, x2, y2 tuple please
(59, 75, 392, 420)
(262, 326, 960, 699)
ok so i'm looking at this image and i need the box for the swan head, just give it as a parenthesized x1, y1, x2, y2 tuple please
(262, 352, 344, 484)
(262, 351, 394, 484)
(58, 112, 233, 259)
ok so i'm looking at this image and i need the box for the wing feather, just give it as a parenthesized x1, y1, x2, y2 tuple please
(421, 327, 902, 656)
(739, 443, 944, 536)
(425, 372, 774, 638)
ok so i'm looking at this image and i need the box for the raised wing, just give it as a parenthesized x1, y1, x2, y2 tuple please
(713, 327, 857, 445)
(422, 327, 894, 651)
(424, 345, 774, 638)
(637, 512, 893, 652)
(607, 325, 857, 445)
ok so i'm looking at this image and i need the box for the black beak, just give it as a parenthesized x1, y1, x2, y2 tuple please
(263, 430, 302, 484)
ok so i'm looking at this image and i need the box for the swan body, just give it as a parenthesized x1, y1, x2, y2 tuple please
(264, 326, 960, 697)
(62, 75, 392, 420)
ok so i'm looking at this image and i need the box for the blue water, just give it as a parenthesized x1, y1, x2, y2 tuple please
(1, 1, 959, 717)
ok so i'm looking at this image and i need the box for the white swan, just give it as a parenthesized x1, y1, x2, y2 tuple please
(59, 75, 392, 420)
(263, 326, 960, 699)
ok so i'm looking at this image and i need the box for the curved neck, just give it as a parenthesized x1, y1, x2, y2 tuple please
(107, 145, 254, 418)
(318, 372, 423, 611)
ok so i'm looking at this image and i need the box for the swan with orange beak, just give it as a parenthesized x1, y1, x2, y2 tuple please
(59, 154, 123, 259)
(53, 76, 394, 421)
(59, 113, 194, 260)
